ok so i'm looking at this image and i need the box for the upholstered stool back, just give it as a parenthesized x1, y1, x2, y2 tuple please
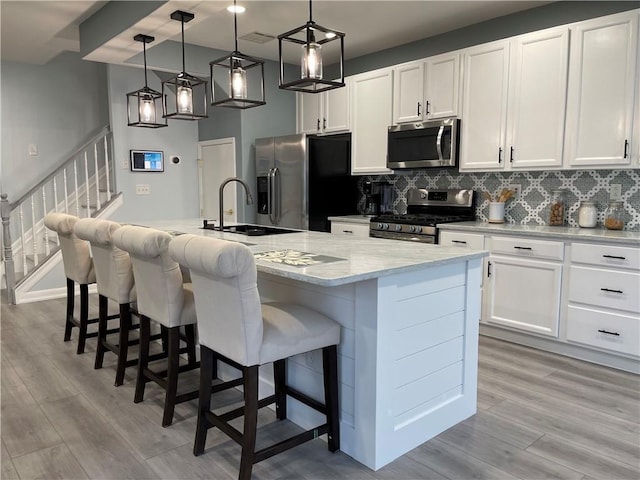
(44, 212, 95, 285)
(74, 218, 135, 304)
(169, 235, 262, 366)
(112, 225, 194, 328)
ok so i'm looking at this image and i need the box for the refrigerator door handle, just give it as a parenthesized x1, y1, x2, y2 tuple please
(272, 167, 281, 225)
(267, 168, 275, 224)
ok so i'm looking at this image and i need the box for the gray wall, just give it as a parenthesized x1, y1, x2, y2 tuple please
(106, 64, 200, 223)
(0, 52, 109, 200)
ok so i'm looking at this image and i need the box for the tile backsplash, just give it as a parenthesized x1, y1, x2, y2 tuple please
(359, 169, 640, 231)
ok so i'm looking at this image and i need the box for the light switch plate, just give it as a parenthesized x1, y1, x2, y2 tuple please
(610, 184, 622, 201)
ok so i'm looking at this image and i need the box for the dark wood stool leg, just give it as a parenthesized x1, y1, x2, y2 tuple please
(239, 365, 259, 480)
(274, 359, 287, 420)
(162, 326, 181, 427)
(160, 325, 168, 353)
(185, 324, 197, 367)
(64, 278, 75, 342)
(76, 284, 89, 354)
(322, 345, 340, 452)
(134, 315, 151, 404)
(94, 295, 108, 369)
(193, 345, 214, 456)
(114, 303, 132, 386)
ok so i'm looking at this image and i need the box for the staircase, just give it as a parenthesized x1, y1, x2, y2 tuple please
(1, 126, 122, 304)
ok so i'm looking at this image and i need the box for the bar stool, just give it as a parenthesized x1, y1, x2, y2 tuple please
(111, 225, 200, 426)
(168, 235, 340, 480)
(74, 218, 142, 386)
(44, 212, 98, 354)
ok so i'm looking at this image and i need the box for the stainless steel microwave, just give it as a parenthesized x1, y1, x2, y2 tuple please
(387, 118, 460, 169)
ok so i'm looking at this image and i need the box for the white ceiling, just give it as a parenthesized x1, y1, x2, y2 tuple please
(1, 1, 549, 66)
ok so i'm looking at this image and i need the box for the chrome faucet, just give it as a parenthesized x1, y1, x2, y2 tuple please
(218, 177, 254, 231)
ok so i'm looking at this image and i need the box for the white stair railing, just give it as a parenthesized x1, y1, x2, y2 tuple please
(1, 126, 115, 304)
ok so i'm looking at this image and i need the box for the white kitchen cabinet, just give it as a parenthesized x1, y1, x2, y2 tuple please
(351, 68, 394, 175)
(566, 242, 640, 357)
(459, 40, 510, 171)
(460, 28, 570, 171)
(296, 79, 350, 134)
(484, 236, 564, 337)
(330, 220, 370, 238)
(392, 52, 460, 125)
(564, 11, 639, 168)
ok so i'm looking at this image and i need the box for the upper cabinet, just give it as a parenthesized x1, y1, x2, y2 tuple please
(564, 11, 639, 168)
(351, 68, 394, 175)
(296, 79, 351, 135)
(392, 52, 460, 124)
(459, 28, 570, 171)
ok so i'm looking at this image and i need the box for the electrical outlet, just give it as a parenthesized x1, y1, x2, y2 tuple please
(28, 144, 39, 156)
(610, 184, 622, 201)
(122, 159, 129, 169)
(508, 184, 521, 198)
(135, 184, 150, 195)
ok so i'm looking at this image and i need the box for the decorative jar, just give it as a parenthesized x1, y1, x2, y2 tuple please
(604, 201, 624, 230)
(548, 189, 566, 226)
(577, 202, 597, 228)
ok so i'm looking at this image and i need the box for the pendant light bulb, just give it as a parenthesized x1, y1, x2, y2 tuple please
(177, 80, 193, 114)
(302, 31, 322, 80)
(230, 63, 247, 99)
(139, 95, 155, 123)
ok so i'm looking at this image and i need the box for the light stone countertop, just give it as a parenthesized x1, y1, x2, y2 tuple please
(137, 219, 487, 287)
(327, 215, 375, 225)
(438, 221, 640, 246)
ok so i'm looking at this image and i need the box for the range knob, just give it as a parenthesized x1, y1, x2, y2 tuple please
(383, 223, 390, 230)
(395, 224, 402, 232)
(376, 223, 383, 229)
(414, 226, 422, 233)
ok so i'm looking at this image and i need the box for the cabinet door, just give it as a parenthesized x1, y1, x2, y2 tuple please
(425, 52, 459, 119)
(565, 12, 639, 167)
(459, 40, 510, 171)
(507, 28, 569, 169)
(393, 62, 424, 124)
(351, 68, 394, 175)
(323, 80, 350, 133)
(485, 254, 562, 337)
(330, 221, 370, 238)
(296, 92, 320, 134)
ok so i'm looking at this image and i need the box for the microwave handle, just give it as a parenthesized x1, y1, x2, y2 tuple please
(436, 125, 445, 161)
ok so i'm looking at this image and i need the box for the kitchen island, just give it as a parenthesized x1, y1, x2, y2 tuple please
(140, 219, 487, 470)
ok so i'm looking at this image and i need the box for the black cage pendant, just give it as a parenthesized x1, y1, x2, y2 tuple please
(162, 10, 208, 120)
(210, 0, 265, 109)
(278, 0, 345, 93)
(127, 34, 167, 128)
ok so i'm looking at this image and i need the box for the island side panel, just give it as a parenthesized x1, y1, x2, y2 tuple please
(362, 258, 482, 470)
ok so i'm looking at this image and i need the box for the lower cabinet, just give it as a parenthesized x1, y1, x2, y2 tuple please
(330, 220, 370, 238)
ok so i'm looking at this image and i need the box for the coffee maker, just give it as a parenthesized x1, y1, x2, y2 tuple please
(364, 181, 394, 215)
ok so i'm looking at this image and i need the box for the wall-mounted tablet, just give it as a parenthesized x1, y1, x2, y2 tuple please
(130, 150, 164, 172)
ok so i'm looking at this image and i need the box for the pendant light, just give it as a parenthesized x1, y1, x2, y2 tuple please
(210, 0, 266, 109)
(126, 34, 167, 128)
(278, 0, 345, 93)
(162, 10, 208, 120)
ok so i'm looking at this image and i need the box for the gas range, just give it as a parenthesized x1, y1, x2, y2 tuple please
(370, 189, 475, 243)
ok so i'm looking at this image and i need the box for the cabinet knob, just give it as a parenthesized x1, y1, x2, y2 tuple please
(426, 100, 430, 115)
(323, 118, 327, 129)
(417, 102, 421, 116)
(498, 147, 503, 164)
(317, 119, 320, 131)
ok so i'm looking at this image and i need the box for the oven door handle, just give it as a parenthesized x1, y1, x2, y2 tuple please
(436, 125, 445, 162)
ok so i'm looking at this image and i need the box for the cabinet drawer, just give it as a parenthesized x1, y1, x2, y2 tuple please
(440, 231, 484, 249)
(566, 305, 640, 357)
(330, 222, 370, 238)
(571, 243, 640, 271)
(569, 266, 640, 313)
(489, 236, 564, 261)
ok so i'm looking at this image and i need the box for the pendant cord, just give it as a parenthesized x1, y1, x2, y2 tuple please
(309, 0, 313, 22)
(181, 17, 186, 73)
(234, 0, 238, 52)
(143, 41, 148, 88)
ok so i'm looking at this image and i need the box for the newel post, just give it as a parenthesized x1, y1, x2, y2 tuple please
(1, 193, 16, 304)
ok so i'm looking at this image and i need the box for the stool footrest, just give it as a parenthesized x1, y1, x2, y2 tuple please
(255, 424, 329, 464)
(217, 394, 276, 423)
(285, 387, 327, 415)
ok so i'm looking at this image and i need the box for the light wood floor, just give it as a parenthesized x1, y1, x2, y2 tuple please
(2, 293, 639, 480)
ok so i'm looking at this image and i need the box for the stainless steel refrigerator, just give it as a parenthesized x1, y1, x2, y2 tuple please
(255, 133, 359, 232)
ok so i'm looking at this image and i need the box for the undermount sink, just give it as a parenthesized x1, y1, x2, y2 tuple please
(202, 220, 300, 236)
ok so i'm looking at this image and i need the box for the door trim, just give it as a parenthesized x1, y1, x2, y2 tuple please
(197, 137, 237, 219)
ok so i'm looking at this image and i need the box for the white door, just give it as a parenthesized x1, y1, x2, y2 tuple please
(393, 61, 424, 124)
(425, 52, 459, 119)
(198, 138, 237, 224)
(459, 40, 510, 171)
(507, 27, 569, 169)
(323, 79, 350, 133)
(565, 11, 638, 167)
(296, 92, 321, 134)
